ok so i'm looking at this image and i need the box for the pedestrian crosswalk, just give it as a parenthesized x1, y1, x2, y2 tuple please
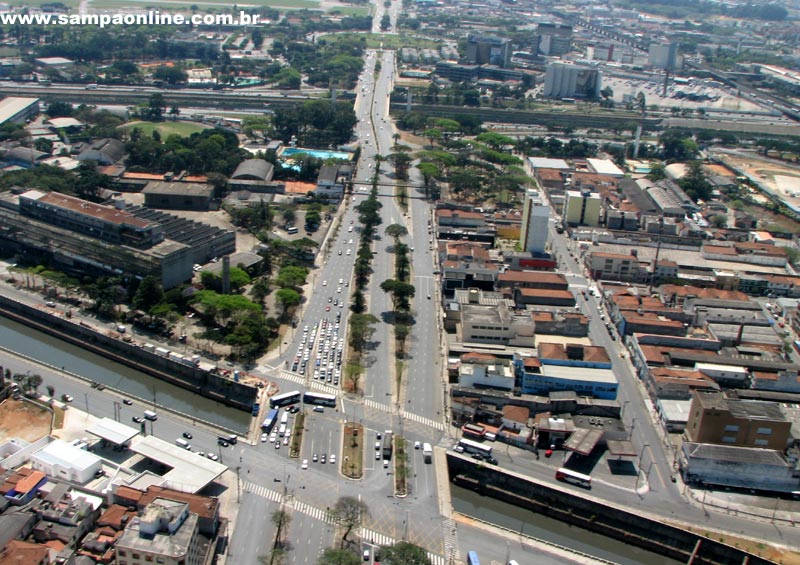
(360, 527, 395, 548)
(242, 480, 282, 503)
(441, 517, 460, 564)
(243, 482, 447, 564)
(292, 498, 331, 522)
(402, 410, 446, 431)
(364, 398, 391, 412)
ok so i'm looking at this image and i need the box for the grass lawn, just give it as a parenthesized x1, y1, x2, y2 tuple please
(53, 406, 65, 431)
(327, 5, 370, 15)
(341, 422, 363, 479)
(119, 120, 210, 138)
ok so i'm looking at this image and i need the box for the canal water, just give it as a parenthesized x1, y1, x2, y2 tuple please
(0, 315, 251, 432)
(451, 484, 682, 565)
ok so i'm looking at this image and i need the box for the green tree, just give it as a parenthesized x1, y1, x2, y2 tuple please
(348, 313, 378, 353)
(275, 266, 308, 289)
(146, 93, 166, 121)
(45, 101, 74, 118)
(153, 65, 188, 85)
(318, 548, 360, 565)
(133, 275, 164, 312)
(678, 160, 712, 202)
(275, 288, 301, 319)
(709, 214, 727, 228)
(423, 128, 441, 148)
(328, 496, 368, 548)
(25, 373, 43, 395)
(379, 541, 430, 565)
(384, 223, 408, 241)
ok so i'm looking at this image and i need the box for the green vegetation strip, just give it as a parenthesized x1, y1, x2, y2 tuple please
(341, 422, 363, 479)
(289, 412, 305, 458)
(394, 436, 408, 495)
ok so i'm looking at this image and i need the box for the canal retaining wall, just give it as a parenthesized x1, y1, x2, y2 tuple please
(447, 452, 777, 565)
(0, 295, 258, 412)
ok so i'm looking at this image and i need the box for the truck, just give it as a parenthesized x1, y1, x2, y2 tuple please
(143, 410, 158, 421)
(382, 430, 393, 460)
(422, 442, 432, 464)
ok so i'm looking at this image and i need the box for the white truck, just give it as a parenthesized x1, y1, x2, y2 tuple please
(422, 443, 432, 464)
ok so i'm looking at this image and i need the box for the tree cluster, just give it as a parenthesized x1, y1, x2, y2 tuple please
(125, 127, 247, 176)
(272, 100, 358, 147)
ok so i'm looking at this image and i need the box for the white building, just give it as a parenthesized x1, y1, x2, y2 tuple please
(116, 498, 204, 565)
(520, 189, 550, 254)
(30, 439, 102, 483)
(459, 360, 515, 391)
(695, 363, 749, 387)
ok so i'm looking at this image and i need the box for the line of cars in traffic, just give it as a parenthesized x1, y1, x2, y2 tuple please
(292, 316, 345, 387)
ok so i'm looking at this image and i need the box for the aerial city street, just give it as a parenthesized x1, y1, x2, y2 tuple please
(0, 0, 799, 564)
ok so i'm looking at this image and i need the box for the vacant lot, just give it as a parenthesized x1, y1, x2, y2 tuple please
(0, 398, 51, 442)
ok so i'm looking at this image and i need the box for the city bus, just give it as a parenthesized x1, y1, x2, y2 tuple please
(269, 390, 301, 408)
(466, 551, 480, 565)
(457, 438, 492, 458)
(303, 391, 337, 407)
(261, 409, 278, 433)
(461, 423, 486, 439)
(555, 467, 592, 488)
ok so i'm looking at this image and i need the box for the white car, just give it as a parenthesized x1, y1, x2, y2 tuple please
(346, 249, 351, 256)
(348, 226, 353, 232)
(302, 459, 308, 469)
(323, 280, 327, 286)
(414, 441, 421, 449)
(383, 460, 389, 468)
(207, 452, 219, 461)
(375, 451, 381, 460)
(283, 436, 290, 446)
(261, 433, 268, 443)
(330, 454, 336, 464)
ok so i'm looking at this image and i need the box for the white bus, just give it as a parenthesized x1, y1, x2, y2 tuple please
(303, 391, 337, 407)
(270, 390, 301, 408)
(457, 438, 492, 458)
(555, 467, 592, 488)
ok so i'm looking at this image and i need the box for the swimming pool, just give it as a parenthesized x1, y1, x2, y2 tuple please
(280, 147, 352, 161)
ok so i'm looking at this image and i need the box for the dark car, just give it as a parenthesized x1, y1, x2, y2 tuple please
(132, 416, 144, 424)
(218, 439, 229, 447)
(183, 432, 193, 440)
(122, 398, 133, 405)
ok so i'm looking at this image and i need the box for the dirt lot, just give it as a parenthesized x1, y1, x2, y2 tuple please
(0, 398, 51, 442)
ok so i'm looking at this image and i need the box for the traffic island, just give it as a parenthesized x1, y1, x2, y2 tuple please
(394, 436, 408, 497)
(289, 412, 305, 458)
(342, 422, 364, 479)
